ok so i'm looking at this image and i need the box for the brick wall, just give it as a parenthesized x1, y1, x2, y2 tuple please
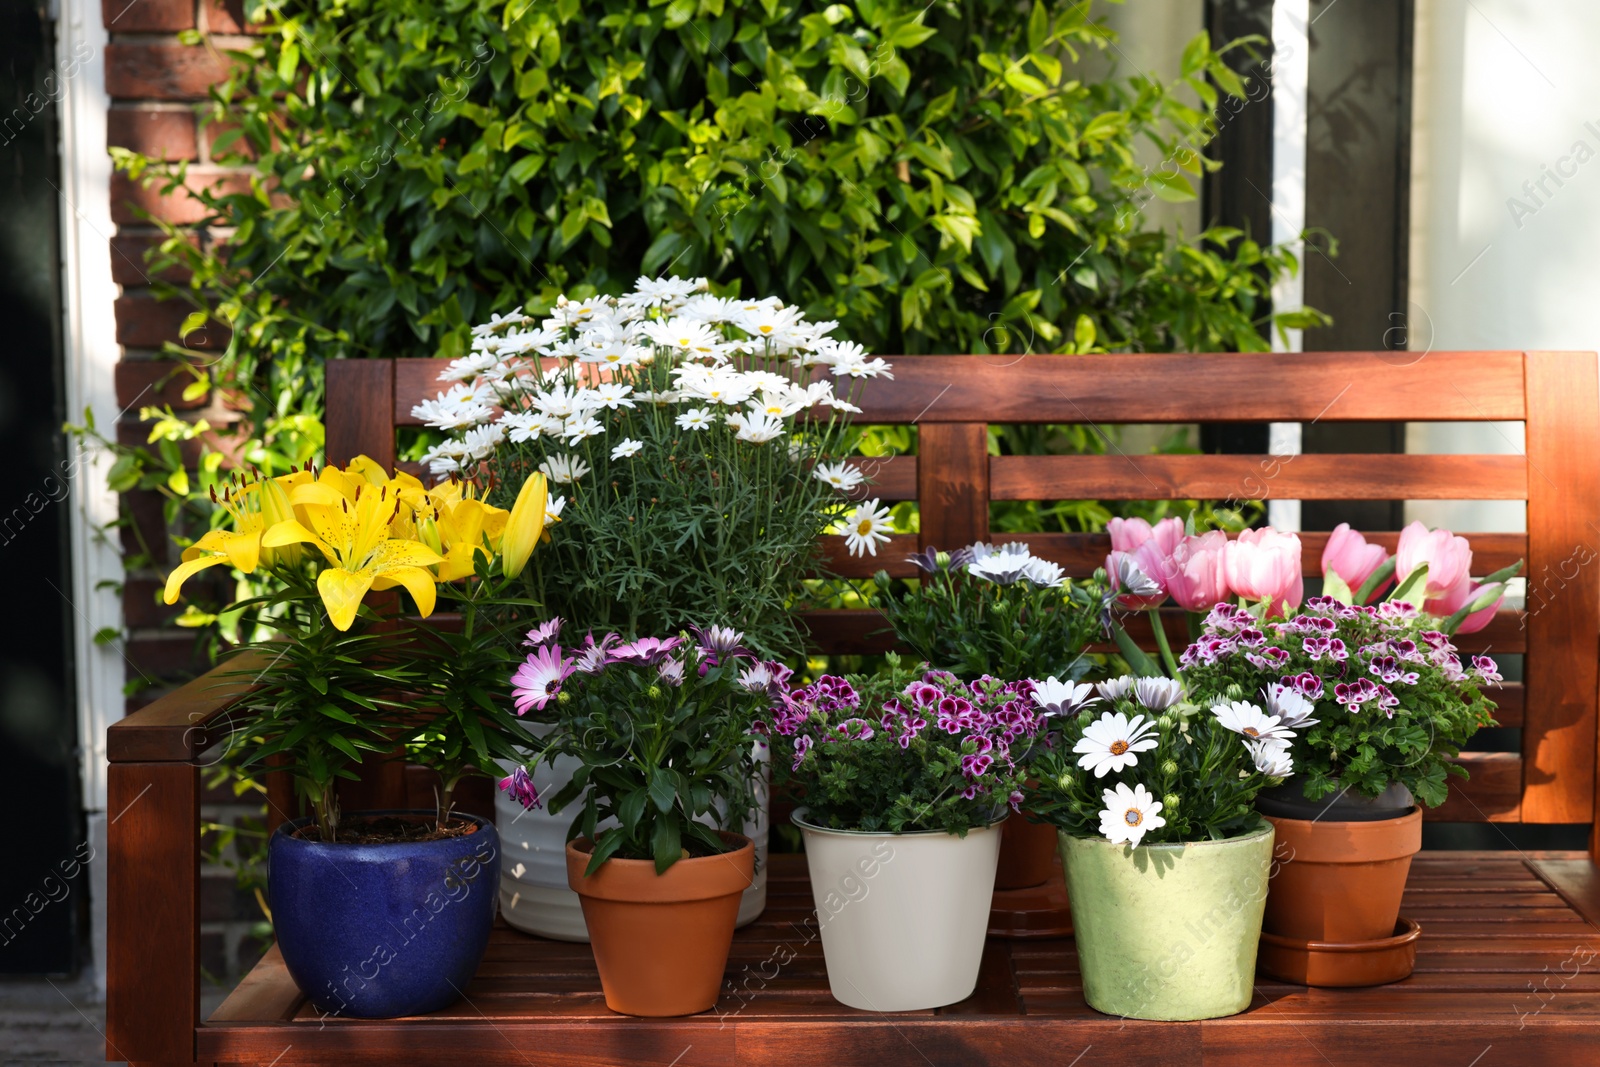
(104, 0, 268, 991)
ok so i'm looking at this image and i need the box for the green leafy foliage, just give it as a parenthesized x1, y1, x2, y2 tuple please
(870, 545, 1106, 681)
(124, 0, 1321, 375)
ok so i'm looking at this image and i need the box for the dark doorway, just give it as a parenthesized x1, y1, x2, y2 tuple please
(0, 0, 84, 974)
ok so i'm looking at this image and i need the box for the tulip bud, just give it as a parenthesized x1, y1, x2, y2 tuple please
(1163, 793, 1181, 812)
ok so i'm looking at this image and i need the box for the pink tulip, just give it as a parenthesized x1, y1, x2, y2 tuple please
(1395, 520, 1472, 599)
(1321, 523, 1391, 600)
(1166, 531, 1231, 611)
(1108, 516, 1185, 556)
(1223, 527, 1304, 617)
(1426, 573, 1504, 634)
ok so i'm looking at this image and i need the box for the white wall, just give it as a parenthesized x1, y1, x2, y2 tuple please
(1409, 0, 1600, 534)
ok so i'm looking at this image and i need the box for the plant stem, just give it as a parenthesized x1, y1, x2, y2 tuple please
(1148, 606, 1181, 677)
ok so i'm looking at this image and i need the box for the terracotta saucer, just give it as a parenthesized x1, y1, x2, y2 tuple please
(1258, 917, 1421, 987)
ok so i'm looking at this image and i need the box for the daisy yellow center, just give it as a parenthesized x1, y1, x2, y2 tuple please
(678, 337, 692, 346)
(856, 519, 874, 535)
(1242, 726, 1260, 737)
(1123, 808, 1142, 826)
(1109, 739, 1129, 755)
(759, 325, 774, 334)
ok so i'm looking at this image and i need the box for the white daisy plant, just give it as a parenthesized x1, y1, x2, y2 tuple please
(421, 275, 890, 657)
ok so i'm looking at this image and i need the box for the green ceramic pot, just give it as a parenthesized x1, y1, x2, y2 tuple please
(1060, 823, 1274, 1021)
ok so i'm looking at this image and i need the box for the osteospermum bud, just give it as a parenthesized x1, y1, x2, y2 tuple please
(1057, 772, 1075, 791)
(1225, 683, 1245, 701)
(1156, 715, 1176, 732)
(647, 685, 663, 701)
(557, 690, 572, 706)
(934, 550, 951, 569)
(1163, 793, 1181, 812)
(1077, 709, 1095, 728)
(1161, 759, 1179, 777)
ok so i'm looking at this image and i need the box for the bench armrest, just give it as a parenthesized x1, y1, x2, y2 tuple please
(107, 649, 269, 763)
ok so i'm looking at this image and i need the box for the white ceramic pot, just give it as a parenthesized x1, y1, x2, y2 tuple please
(794, 811, 1002, 1012)
(497, 743, 771, 941)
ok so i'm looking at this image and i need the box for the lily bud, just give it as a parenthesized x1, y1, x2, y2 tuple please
(501, 473, 548, 579)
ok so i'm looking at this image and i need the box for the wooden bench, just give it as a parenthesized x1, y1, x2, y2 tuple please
(108, 350, 1600, 1065)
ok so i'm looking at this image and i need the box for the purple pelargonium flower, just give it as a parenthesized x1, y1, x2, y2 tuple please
(791, 734, 813, 771)
(826, 718, 876, 742)
(961, 752, 994, 779)
(1281, 671, 1324, 700)
(498, 766, 540, 810)
(511, 644, 575, 715)
(523, 617, 563, 648)
(689, 624, 752, 664)
(607, 635, 683, 667)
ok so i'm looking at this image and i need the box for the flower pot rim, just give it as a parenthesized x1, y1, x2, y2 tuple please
(269, 808, 493, 855)
(565, 830, 755, 903)
(1059, 821, 1274, 855)
(1262, 807, 1423, 864)
(790, 807, 1006, 838)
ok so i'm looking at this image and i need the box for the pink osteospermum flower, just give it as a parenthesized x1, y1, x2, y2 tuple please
(523, 617, 563, 648)
(510, 644, 575, 715)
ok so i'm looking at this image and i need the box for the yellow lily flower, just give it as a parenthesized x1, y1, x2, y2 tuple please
(262, 481, 444, 631)
(162, 474, 284, 604)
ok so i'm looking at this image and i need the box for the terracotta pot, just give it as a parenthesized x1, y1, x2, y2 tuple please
(566, 832, 753, 1017)
(1263, 807, 1422, 943)
(994, 813, 1058, 890)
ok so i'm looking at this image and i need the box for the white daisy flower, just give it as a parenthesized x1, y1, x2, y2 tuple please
(1095, 675, 1137, 702)
(438, 351, 500, 382)
(531, 385, 582, 420)
(734, 303, 803, 345)
(684, 375, 756, 406)
(1098, 782, 1166, 848)
(498, 411, 550, 443)
(643, 317, 724, 357)
(735, 412, 785, 444)
(636, 389, 683, 404)
(500, 326, 562, 355)
(1211, 700, 1297, 743)
(589, 382, 636, 410)
(561, 414, 606, 443)
(411, 384, 496, 431)
(1247, 738, 1295, 778)
(1073, 710, 1160, 778)
(629, 275, 705, 306)
(461, 422, 506, 460)
(420, 440, 470, 475)
(842, 498, 893, 557)
(813, 461, 865, 492)
(1031, 677, 1099, 717)
(1262, 683, 1320, 728)
(471, 306, 526, 337)
(545, 495, 567, 523)
(538, 454, 591, 485)
(1133, 677, 1185, 711)
(748, 389, 806, 420)
(610, 438, 643, 460)
(676, 407, 715, 431)
(831, 351, 895, 379)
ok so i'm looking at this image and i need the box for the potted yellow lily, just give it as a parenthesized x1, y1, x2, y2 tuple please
(162, 455, 550, 1019)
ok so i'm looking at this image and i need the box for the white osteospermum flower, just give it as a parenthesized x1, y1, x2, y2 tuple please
(1021, 557, 1067, 589)
(1133, 677, 1185, 711)
(1095, 675, 1137, 702)
(1073, 710, 1160, 778)
(735, 412, 785, 444)
(1211, 700, 1297, 744)
(676, 407, 715, 431)
(1098, 782, 1166, 848)
(561, 414, 605, 443)
(813, 461, 865, 492)
(610, 438, 643, 460)
(1031, 677, 1099, 718)
(1248, 738, 1295, 778)
(538, 454, 591, 485)
(1263, 683, 1320, 728)
(842, 498, 893, 557)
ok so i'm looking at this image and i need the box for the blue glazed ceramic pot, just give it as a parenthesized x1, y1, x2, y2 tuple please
(268, 809, 500, 1019)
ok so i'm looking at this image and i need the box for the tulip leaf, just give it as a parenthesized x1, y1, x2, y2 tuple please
(1321, 569, 1355, 606)
(1110, 620, 1164, 677)
(1481, 559, 1525, 584)
(1354, 557, 1397, 604)
(1388, 562, 1429, 606)
(1440, 583, 1506, 634)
